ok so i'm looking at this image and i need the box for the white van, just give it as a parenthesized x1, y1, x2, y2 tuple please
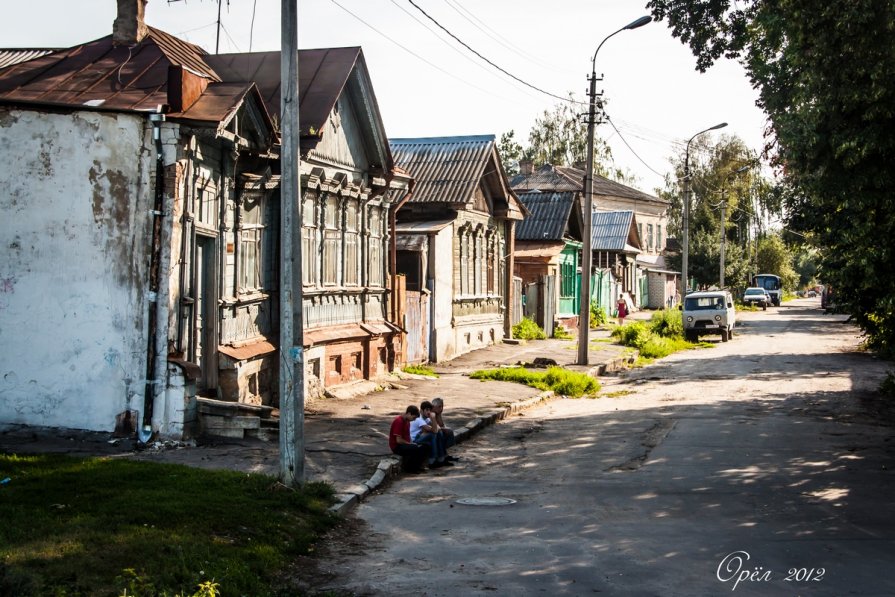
(680, 290, 736, 342)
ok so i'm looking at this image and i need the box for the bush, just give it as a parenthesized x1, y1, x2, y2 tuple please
(590, 303, 607, 328)
(649, 308, 683, 339)
(513, 317, 547, 340)
(638, 335, 692, 359)
(611, 321, 652, 348)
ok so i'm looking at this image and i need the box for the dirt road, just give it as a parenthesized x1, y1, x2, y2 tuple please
(311, 299, 895, 596)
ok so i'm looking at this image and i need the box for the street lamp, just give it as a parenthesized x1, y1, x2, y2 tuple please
(578, 14, 651, 366)
(681, 122, 727, 299)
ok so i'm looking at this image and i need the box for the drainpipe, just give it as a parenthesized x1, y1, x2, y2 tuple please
(139, 110, 171, 443)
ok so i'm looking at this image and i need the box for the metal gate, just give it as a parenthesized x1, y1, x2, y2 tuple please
(404, 290, 429, 364)
(522, 275, 556, 337)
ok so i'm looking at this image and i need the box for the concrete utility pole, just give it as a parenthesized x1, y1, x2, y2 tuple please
(682, 122, 727, 297)
(719, 199, 727, 288)
(279, 0, 305, 485)
(577, 15, 651, 366)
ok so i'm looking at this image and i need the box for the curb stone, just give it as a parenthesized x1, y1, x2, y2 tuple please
(327, 390, 555, 516)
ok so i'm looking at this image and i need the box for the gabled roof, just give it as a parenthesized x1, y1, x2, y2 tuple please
(515, 191, 578, 241)
(391, 135, 496, 204)
(208, 47, 364, 137)
(510, 163, 667, 205)
(391, 135, 525, 220)
(592, 210, 641, 252)
(0, 28, 221, 114)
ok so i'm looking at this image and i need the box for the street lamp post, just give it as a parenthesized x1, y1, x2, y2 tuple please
(681, 122, 727, 300)
(577, 15, 651, 366)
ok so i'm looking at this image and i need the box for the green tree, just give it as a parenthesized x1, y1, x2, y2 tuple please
(498, 94, 637, 184)
(755, 233, 798, 291)
(647, 0, 895, 354)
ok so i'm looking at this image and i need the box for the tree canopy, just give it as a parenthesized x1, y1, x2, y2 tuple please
(648, 0, 895, 355)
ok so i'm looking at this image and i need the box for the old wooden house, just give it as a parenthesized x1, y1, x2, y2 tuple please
(391, 136, 525, 362)
(513, 191, 584, 333)
(0, 0, 409, 439)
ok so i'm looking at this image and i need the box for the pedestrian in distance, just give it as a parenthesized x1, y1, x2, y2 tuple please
(617, 297, 628, 326)
(411, 400, 452, 469)
(431, 397, 459, 462)
(389, 405, 427, 473)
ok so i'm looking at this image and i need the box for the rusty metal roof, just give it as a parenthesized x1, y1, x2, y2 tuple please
(592, 210, 641, 251)
(510, 163, 667, 205)
(390, 135, 497, 204)
(0, 49, 62, 70)
(515, 191, 577, 241)
(0, 27, 220, 114)
(207, 47, 361, 136)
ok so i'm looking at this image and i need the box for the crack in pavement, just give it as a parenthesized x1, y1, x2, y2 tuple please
(605, 418, 677, 472)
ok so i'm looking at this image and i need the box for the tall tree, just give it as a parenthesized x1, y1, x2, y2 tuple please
(648, 0, 895, 354)
(498, 94, 637, 184)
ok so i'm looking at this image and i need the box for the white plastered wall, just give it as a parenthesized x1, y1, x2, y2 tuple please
(0, 108, 153, 432)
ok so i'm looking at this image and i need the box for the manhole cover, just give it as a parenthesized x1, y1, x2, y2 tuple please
(455, 497, 517, 506)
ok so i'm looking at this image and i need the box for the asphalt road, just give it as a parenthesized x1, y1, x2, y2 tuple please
(312, 299, 895, 596)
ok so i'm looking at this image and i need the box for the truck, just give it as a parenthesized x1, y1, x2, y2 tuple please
(752, 274, 782, 306)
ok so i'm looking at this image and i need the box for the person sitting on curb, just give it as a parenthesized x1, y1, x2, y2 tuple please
(431, 397, 459, 462)
(389, 405, 427, 473)
(411, 400, 452, 469)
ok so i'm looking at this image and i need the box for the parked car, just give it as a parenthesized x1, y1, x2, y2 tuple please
(742, 286, 770, 310)
(680, 290, 737, 342)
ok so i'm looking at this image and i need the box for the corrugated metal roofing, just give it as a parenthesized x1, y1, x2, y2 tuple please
(592, 210, 637, 251)
(207, 47, 361, 136)
(515, 191, 575, 241)
(390, 135, 495, 204)
(0, 27, 220, 114)
(510, 163, 667, 205)
(0, 49, 61, 70)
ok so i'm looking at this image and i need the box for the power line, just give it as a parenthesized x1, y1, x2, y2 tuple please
(406, 0, 583, 105)
(326, 0, 516, 104)
(440, 0, 572, 75)
(605, 115, 668, 180)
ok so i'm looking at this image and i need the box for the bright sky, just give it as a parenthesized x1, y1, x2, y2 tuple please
(1, 0, 768, 194)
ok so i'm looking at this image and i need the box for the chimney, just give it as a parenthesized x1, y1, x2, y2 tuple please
(113, 0, 149, 46)
(519, 159, 534, 175)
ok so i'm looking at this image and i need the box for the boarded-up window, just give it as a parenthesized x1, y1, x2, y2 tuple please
(344, 199, 359, 286)
(323, 196, 340, 286)
(368, 206, 384, 287)
(301, 191, 318, 286)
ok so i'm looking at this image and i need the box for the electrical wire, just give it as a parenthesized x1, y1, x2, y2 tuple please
(326, 0, 516, 103)
(605, 116, 669, 180)
(440, 0, 573, 74)
(386, 0, 541, 101)
(406, 0, 584, 105)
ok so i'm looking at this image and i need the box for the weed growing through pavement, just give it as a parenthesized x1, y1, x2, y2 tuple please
(470, 366, 599, 397)
(403, 364, 439, 377)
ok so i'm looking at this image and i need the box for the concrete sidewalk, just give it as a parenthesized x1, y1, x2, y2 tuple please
(0, 332, 634, 515)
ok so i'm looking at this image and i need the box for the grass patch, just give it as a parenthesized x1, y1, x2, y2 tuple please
(402, 364, 439, 377)
(470, 366, 599, 397)
(0, 454, 337, 596)
(602, 389, 635, 398)
(512, 317, 547, 340)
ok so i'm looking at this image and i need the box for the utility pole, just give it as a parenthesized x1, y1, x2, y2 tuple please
(577, 15, 651, 366)
(719, 198, 727, 288)
(215, 0, 223, 54)
(279, 0, 305, 485)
